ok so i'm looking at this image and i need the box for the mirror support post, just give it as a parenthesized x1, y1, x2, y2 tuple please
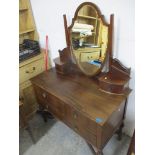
(63, 14, 70, 48)
(109, 14, 114, 70)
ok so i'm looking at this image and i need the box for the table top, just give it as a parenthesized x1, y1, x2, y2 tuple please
(31, 68, 127, 125)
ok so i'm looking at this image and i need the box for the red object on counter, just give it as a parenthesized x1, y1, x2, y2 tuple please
(45, 35, 48, 71)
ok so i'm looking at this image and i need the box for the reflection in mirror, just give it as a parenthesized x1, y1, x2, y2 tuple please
(71, 5, 108, 76)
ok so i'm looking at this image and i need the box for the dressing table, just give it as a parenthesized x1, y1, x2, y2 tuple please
(31, 2, 131, 155)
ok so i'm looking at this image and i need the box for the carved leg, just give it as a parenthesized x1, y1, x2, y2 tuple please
(117, 123, 124, 141)
(86, 142, 103, 155)
(26, 125, 35, 143)
(86, 142, 96, 155)
(96, 149, 104, 155)
(37, 104, 54, 122)
(37, 105, 48, 122)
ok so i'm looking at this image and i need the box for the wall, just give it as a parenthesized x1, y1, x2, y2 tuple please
(30, 0, 135, 137)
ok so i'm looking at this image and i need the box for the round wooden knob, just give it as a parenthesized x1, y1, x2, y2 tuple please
(73, 113, 78, 119)
(42, 93, 46, 98)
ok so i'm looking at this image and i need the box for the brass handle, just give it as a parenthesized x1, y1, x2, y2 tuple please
(73, 113, 78, 119)
(25, 67, 36, 73)
(42, 93, 46, 98)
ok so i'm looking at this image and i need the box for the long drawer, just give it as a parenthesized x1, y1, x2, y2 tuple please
(64, 104, 97, 146)
(101, 101, 125, 146)
(33, 85, 65, 120)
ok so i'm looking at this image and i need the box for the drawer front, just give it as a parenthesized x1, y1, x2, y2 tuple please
(80, 51, 100, 62)
(108, 101, 125, 127)
(33, 85, 65, 120)
(101, 101, 125, 146)
(20, 58, 44, 84)
(65, 104, 97, 146)
(72, 123, 97, 146)
(20, 82, 38, 120)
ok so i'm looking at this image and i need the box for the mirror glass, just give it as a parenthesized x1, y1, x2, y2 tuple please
(70, 4, 109, 76)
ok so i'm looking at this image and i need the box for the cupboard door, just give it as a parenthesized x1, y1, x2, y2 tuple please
(20, 82, 38, 120)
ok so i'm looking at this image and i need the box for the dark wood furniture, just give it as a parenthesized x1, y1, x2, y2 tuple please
(31, 2, 131, 154)
(31, 67, 129, 155)
(55, 2, 131, 95)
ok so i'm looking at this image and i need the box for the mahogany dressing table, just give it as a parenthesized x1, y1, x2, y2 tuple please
(31, 2, 131, 155)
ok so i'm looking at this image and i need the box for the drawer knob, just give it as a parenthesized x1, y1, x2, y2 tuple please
(73, 113, 78, 119)
(25, 67, 36, 74)
(32, 67, 36, 70)
(42, 93, 46, 98)
(74, 126, 79, 131)
(118, 108, 121, 112)
(46, 105, 49, 109)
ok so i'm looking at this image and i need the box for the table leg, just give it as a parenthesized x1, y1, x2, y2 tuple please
(26, 125, 35, 143)
(96, 149, 104, 155)
(117, 122, 124, 141)
(37, 105, 54, 122)
(86, 142, 104, 155)
(86, 142, 96, 155)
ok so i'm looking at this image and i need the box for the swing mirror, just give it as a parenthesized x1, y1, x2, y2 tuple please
(69, 2, 109, 76)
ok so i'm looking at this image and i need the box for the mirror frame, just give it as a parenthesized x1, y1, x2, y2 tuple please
(67, 2, 114, 77)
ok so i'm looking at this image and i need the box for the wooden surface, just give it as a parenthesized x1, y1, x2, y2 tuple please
(31, 68, 127, 154)
(31, 68, 126, 125)
(19, 0, 38, 43)
(98, 58, 131, 94)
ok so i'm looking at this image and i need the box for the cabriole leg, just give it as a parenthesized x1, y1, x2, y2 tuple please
(117, 122, 124, 141)
(96, 149, 104, 155)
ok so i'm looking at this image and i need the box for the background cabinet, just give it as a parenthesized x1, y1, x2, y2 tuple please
(19, 0, 51, 120)
(19, 0, 38, 43)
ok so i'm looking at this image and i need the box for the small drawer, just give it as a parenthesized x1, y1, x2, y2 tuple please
(20, 58, 44, 84)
